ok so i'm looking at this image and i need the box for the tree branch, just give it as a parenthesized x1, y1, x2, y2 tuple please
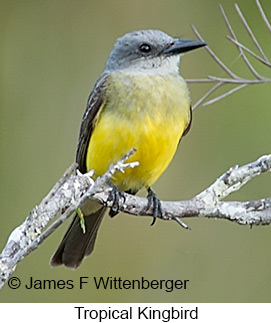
(0, 149, 138, 289)
(1, 152, 270, 288)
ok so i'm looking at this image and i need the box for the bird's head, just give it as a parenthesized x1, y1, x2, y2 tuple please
(105, 29, 206, 74)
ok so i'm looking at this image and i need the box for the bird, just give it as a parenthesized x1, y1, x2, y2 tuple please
(50, 29, 206, 268)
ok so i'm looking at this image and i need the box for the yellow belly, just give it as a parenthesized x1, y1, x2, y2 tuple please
(86, 72, 190, 192)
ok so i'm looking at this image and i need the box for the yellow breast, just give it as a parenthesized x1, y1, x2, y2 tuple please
(86, 71, 191, 192)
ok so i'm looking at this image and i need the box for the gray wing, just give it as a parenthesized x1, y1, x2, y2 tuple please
(182, 105, 192, 137)
(178, 105, 192, 147)
(76, 74, 109, 173)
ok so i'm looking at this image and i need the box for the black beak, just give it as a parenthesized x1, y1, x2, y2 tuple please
(163, 39, 206, 56)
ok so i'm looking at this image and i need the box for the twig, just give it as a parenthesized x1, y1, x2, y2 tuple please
(189, 1, 271, 109)
(256, 0, 271, 33)
(192, 81, 223, 110)
(226, 36, 271, 67)
(234, 3, 268, 61)
(203, 83, 248, 106)
(221, 4, 262, 80)
(191, 24, 239, 79)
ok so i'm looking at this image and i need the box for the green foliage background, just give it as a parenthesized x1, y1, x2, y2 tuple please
(1, 0, 271, 302)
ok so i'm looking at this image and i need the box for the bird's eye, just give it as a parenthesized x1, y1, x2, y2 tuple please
(139, 43, 152, 53)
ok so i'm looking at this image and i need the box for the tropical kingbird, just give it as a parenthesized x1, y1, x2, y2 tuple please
(50, 29, 206, 268)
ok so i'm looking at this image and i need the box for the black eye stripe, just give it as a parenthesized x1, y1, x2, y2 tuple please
(139, 43, 151, 53)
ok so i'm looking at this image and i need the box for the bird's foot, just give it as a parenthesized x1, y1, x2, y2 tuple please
(107, 181, 126, 217)
(146, 187, 163, 226)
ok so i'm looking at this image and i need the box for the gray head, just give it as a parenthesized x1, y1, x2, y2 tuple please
(104, 29, 206, 73)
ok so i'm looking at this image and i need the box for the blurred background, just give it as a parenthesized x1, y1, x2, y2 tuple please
(1, 0, 271, 302)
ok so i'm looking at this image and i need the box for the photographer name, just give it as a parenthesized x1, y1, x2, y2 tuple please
(24, 276, 189, 292)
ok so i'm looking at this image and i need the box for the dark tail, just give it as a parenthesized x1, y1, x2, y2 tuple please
(50, 206, 106, 269)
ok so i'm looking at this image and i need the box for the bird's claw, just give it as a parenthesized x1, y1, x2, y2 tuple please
(146, 187, 163, 226)
(107, 181, 126, 217)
